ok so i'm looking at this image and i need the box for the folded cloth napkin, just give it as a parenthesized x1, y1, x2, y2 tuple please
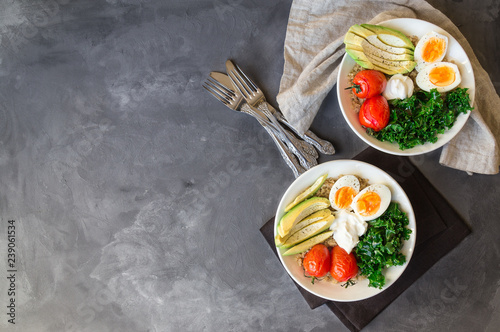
(276, 0, 500, 175)
(260, 147, 471, 332)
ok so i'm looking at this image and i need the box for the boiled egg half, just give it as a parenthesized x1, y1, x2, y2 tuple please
(414, 31, 448, 72)
(416, 62, 462, 93)
(329, 175, 360, 211)
(351, 184, 391, 221)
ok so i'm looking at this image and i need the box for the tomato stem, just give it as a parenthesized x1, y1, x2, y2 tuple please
(303, 271, 320, 285)
(345, 84, 362, 94)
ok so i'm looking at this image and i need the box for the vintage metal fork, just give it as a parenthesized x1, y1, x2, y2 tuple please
(266, 103, 335, 155)
(224, 61, 334, 155)
(203, 76, 305, 177)
(226, 60, 319, 169)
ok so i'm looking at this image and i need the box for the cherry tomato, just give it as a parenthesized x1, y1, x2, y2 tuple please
(359, 95, 390, 132)
(347, 70, 387, 99)
(330, 245, 358, 282)
(303, 244, 331, 278)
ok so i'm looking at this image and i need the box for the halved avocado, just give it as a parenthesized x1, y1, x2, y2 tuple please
(282, 231, 334, 256)
(277, 197, 330, 238)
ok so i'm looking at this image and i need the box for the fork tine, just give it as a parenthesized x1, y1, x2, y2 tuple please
(206, 77, 235, 100)
(207, 77, 236, 98)
(228, 69, 252, 99)
(203, 85, 229, 105)
(203, 80, 231, 106)
(232, 67, 254, 94)
(234, 63, 258, 92)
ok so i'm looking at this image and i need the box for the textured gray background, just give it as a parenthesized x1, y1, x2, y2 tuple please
(0, 0, 499, 331)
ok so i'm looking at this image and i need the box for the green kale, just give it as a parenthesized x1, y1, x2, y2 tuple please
(354, 202, 412, 289)
(445, 87, 474, 114)
(367, 88, 473, 150)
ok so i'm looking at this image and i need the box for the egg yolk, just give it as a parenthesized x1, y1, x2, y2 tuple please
(334, 186, 357, 209)
(429, 66, 456, 87)
(421, 37, 447, 63)
(355, 191, 381, 216)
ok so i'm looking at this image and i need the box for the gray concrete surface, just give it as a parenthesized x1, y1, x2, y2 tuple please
(0, 0, 499, 331)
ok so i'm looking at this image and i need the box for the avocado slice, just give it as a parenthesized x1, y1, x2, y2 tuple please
(281, 215, 334, 249)
(345, 48, 375, 70)
(289, 209, 332, 235)
(348, 24, 376, 39)
(361, 41, 413, 61)
(361, 24, 415, 50)
(282, 231, 334, 256)
(345, 32, 414, 56)
(275, 209, 332, 246)
(364, 51, 416, 72)
(277, 197, 330, 238)
(345, 48, 415, 75)
(284, 174, 328, 212)
(345, 41, 414, 61)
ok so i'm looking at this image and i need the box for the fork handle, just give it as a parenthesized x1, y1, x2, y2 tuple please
(242, 104, 305, 177)
(258, 104, 318, 158)
(264, 126, 305, 178)
(267, 104, 335, 155)
(256, 103, 317, 169)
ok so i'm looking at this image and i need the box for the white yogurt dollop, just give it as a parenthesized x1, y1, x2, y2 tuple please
(382, 74, 414, 100)
(330, 210, 368, 254)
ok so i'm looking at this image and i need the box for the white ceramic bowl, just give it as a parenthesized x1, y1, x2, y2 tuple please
(274, 160, 416, 302)
(337, 18, 475, 156)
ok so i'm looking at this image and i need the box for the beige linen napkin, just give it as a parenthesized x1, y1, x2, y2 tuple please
(277, 0, 500, 174)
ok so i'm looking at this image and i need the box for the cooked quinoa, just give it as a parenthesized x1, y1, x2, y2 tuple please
(315, 177, 336, 198)
(347, 64, 365, 113)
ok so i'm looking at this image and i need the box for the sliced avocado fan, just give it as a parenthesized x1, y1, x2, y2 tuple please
(278, 196, 330, 238)
(344, 24, 416, 75)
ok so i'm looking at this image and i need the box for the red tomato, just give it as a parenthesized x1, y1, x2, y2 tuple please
(359, 95, 390, 132)
(330, 246, 358, 282)
(303, 244, 331, 278)
(347, 70, 387, 99)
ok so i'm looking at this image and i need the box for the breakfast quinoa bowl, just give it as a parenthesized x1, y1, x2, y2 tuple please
(337, 18, 475, 156)
(274, 160, 416, 301)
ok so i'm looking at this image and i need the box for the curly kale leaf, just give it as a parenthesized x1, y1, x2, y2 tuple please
(367, 88, 473, 150)
(354, 202, 412, 289)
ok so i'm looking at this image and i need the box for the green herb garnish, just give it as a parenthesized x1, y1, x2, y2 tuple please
(367, 88, 473, 150)
(354, 202, 412, 289)
(341, 279, 357, 288)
